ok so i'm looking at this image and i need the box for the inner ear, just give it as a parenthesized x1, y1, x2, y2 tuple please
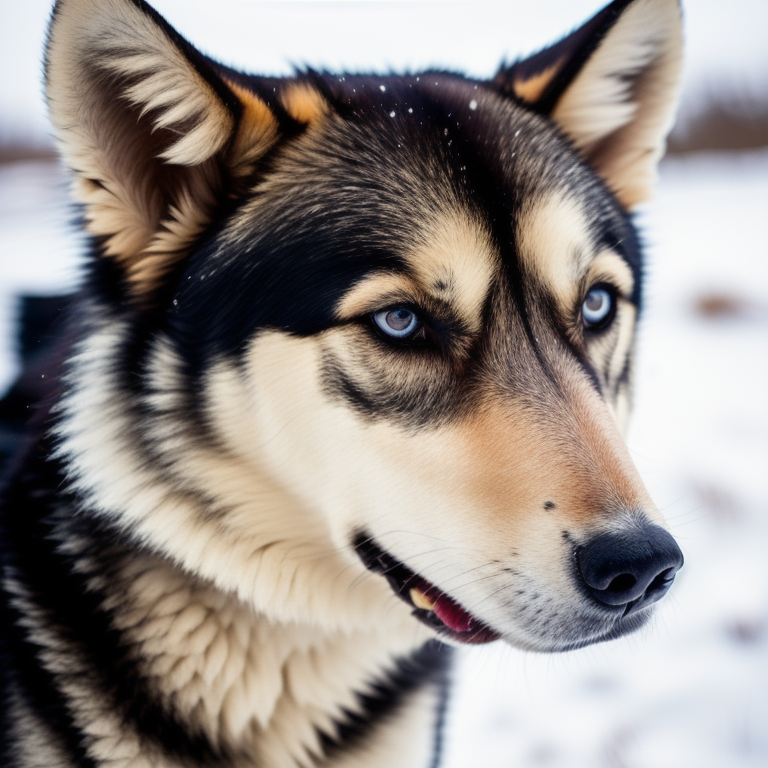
(495, 0, 683, 208)
(494, 0, 631, 112)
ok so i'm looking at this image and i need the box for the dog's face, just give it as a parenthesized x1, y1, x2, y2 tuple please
(47, 0, 684, 651)
(175, 79, 671, 651)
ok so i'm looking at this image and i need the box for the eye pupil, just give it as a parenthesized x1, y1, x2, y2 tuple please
(373, 307, 421, 339)
(585, 293, 605, 312)
(582, 287, 613, 328)
(387, 308, 415, 331)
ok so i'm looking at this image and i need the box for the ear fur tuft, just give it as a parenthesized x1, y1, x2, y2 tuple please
(497, 0, 683, 208)
(46, 0, 280, 299)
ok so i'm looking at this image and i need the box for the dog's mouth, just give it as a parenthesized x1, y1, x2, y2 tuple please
(354, 534, 501, 645)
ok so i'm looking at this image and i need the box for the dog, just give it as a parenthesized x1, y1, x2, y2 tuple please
(0, 0, 685, 765)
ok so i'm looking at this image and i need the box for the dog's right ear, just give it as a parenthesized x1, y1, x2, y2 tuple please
(46, 0, 292, 301)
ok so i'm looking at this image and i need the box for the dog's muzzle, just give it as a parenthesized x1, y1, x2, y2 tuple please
(575, 523, 683, 617)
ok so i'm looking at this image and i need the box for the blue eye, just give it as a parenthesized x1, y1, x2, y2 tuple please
(373, 307, 421, 339)
(582, 286, 614, 329)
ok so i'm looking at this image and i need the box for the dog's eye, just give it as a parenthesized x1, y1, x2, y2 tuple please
(582, 286, 615, 330)
(372, 307, 422, 339)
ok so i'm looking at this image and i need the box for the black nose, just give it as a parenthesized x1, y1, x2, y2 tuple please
(576, 524, 683, 616)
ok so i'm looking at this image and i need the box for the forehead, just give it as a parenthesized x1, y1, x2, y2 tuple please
(177, 74, 638, 353)
(310, 76, 636, 310)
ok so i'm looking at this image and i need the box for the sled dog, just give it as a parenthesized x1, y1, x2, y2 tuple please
(0, 0, 684, 765)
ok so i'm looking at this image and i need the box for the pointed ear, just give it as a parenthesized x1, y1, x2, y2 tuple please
(45, 0, 284, 300)
(495, 0, 683, 208)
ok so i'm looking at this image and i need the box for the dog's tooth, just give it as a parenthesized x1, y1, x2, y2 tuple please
(410, 588, 436, 612)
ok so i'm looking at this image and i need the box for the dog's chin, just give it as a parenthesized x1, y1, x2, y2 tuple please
(354, 535, 502, 645)
(502, 593, 657, 654)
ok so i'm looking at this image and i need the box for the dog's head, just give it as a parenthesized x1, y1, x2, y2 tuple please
(48, 0, 683, 651)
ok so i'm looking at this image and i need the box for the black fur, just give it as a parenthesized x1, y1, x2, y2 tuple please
(0, 436, 224, 766)
(319, 641, 453, 766)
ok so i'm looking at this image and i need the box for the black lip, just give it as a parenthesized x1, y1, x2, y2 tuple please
(354, 533, 419, 600)
(353, 532, 501, 644)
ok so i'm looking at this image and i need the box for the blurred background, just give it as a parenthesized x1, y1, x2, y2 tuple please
(1, 2, 766, 766)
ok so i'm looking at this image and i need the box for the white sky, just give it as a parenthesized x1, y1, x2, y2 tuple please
(1, 0, 767, 144)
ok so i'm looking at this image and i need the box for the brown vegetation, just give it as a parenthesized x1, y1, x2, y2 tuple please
(0, 144, 57, 165)
(667, 89, 768, 154)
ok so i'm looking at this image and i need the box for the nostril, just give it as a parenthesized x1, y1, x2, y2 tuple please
(606, 573, 636, 593)
(647, 567, 676, 594)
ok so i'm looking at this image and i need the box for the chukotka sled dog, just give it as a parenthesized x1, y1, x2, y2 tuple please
(0, 0, 685, 765)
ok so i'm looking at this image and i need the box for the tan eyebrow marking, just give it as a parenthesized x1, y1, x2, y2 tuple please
(517, 191, 635, 312)
(335, 273, 421, 320)
(585, 251, 634, 297)
(517, 191, 594, 309)
(335, 210, 497, 334)
(402, 212, 496, 333)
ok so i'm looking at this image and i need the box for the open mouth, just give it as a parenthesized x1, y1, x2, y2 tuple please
(354, 533, 501, 645)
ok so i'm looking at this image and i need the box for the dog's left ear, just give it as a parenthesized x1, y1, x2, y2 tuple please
(496, 0, 683, 208)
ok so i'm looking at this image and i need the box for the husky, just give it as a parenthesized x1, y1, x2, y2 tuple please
(0, 0, 685, 765)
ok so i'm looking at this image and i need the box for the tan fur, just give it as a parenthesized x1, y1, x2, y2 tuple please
(335, 273, 423, 321)
(586, 251, 635, 298)
(517, 194, 635, 317)
(334, 211, 496, 336)
(281, 83, 330, 125)
(607, 303, 637, 390)
(517, 191, 596, 310)
(512, 62, 562, 104)
(4, 681, 69, 767)
(584, 252, 638, 425)
(5, 580, 153, 767)
(403, 212, 498, 334)
(516, 193, 639, 414)
(327, 687, 440, 768)
(457, 390, 655, 528)
(225, 78, 282, 183)
(110, 555, 433, 766)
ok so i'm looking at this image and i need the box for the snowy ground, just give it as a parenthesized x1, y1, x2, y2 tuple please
(1, 149, 766, 768)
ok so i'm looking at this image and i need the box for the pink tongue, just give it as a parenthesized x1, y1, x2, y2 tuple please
(433, 593, 475, 633)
